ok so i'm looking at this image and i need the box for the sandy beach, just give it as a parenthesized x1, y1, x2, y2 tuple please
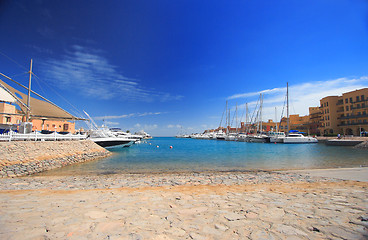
(0, 169, 367, 240)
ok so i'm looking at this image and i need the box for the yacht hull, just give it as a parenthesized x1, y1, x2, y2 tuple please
(91, 138, 133, 148)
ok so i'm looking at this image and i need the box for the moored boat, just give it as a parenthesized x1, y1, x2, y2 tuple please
(283, 133, 318, 144)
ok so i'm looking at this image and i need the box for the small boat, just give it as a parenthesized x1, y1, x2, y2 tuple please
(283, 133, 318, 144)
(248, 134, 268, 143)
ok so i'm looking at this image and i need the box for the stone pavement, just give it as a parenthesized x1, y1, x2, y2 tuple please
(0, 171, 367, 239)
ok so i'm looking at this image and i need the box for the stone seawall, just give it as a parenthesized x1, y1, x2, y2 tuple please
(0, 140, 111, 177)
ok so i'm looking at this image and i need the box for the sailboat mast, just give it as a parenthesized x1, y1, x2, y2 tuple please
(236, 103, 238, 134)
(245, 103, 248, 133)
(226, 100, 228, 133)
(286, 82, 289, 133)
(260, 94, 263, 133)
(26, 59, 33, 122)
(275, 107, 278, 132)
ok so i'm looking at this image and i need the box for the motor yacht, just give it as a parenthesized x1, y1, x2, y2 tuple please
(283, 133, 318, 144)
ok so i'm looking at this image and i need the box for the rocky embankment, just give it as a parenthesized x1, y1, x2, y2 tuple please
(0, 140, 110, 177)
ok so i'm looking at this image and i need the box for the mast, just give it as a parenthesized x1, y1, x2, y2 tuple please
(286, 82, 289, 134)
(235, 103, 238, 134)
(275, 107, 278, 132)
(260, 93, 263, 134)
(228, 104, 230, 133)
(245, 103, 248, 133)
(226, 100, 228, 133)
(26, 59, 33, 122)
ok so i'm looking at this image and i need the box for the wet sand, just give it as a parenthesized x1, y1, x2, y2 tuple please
(0, 169, 367, 239)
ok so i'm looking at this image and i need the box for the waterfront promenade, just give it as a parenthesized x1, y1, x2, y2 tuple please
(0, 169, 367, 239)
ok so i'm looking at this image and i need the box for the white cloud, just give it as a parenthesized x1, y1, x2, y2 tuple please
(167, 124, 182, 128)
(93, 112, 166, 120)
(104, 121, 119, 126)
(41, 45, 183, 102)
(227, 76, 368, 122)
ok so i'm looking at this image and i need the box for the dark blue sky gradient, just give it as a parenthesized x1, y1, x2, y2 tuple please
(0, 0, 367, 135)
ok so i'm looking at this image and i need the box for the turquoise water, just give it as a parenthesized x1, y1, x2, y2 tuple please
(39, 137, 368, 176)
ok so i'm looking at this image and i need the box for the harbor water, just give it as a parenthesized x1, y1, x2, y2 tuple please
(38, 137, 368, 176)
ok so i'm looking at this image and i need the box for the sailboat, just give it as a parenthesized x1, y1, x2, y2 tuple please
(248, 93, 268, 143)
(282, 82, 318, 144)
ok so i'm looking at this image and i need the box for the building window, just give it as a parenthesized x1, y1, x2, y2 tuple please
(358, 120, 362, 123)
(345, 98, 348, 104)
(350, 97, 353, 103)
(346, 106, 349, 111)
(357, 104, 361, 108)
(347, 113, 350, 117)
(5, 116, 11, 123)
(364, 119, 367, 123)
(363, 103, 365, 108)
(357, 96, 360, 102)
(363, 111, 367, 115)
(327, 102, 329, 106)
(63, 124, 69, 131)
(351, 105, 353, 110)
(358, 112, 361, 115)
(327, 109, 329, 113)
(361, 95, 365, 101)
(328, 115, 330, 120)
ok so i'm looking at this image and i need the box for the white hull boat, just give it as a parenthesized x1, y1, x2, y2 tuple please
(283, 134, 318, 144)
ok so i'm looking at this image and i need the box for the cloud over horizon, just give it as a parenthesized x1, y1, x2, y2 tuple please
(226, 76, 368, 124)
(93, 111, 166, 120)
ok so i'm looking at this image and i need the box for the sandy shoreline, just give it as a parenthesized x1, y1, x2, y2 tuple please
(0, 168, 367, 239)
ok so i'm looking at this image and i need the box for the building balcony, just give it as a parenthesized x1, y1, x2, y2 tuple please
(338, 122, 368, 127)
(338, 114, 368, 120)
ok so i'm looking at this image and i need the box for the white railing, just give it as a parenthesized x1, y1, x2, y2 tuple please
(0, 131, 87, 142)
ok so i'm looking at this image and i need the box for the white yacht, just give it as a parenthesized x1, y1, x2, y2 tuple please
(268, 132, 286, 143)
(216, 130, 227, 140)
(283, 133, 318, 144)
(88, 126, 135, 148)
(110, 128, 143, 141)
(248, 134, 268, 143)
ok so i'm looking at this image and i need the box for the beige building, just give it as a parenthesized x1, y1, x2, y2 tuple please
(319, 88, 368, 136)
(308, 107, 321, 135)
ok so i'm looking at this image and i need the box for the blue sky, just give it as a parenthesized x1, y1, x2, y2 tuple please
(0, 0, 368, 136)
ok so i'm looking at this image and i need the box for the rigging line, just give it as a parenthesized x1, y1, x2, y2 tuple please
(31, 72, 85, 118)
(0, 51, 29, 71)
(279, 92, 287, 124)
(239, 103, 245, 127)
(31, 73, 48, 99)
(219, 104, 226, 128)
(231, 106, 236, 127)
(10, 72, 29, 79)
